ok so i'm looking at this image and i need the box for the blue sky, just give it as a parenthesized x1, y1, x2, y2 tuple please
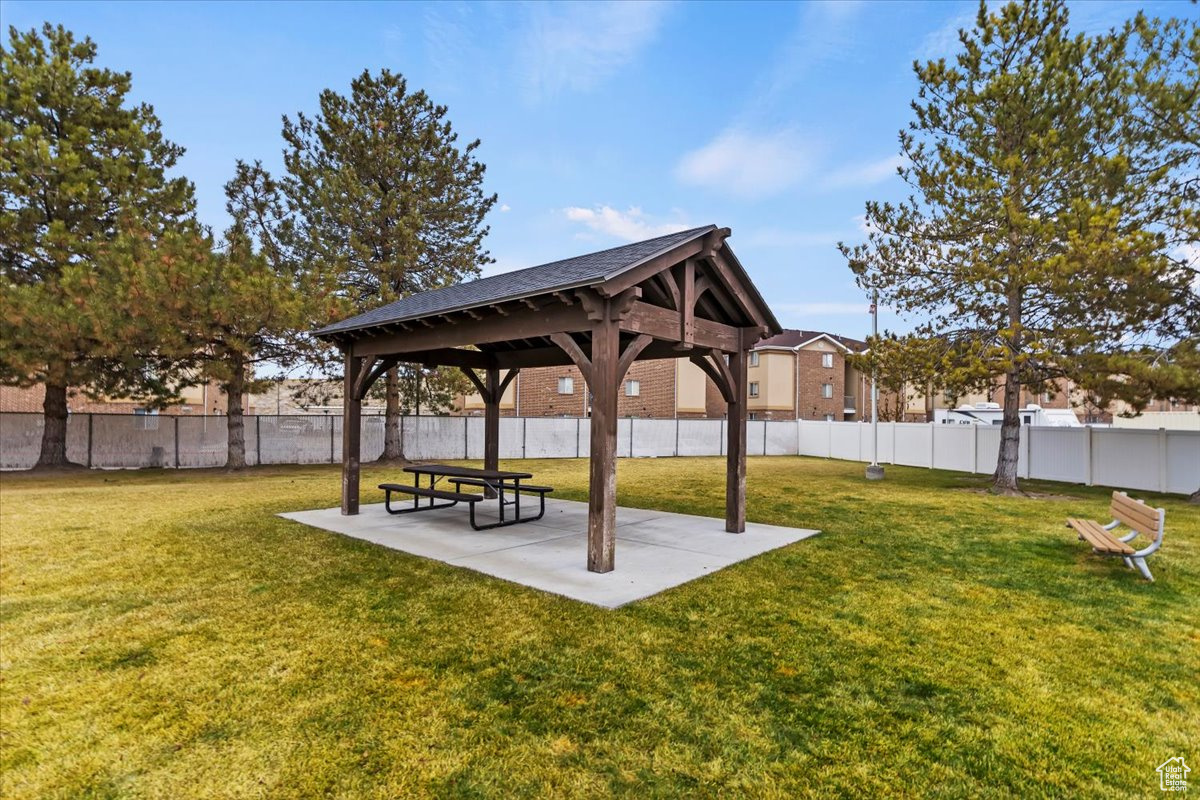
(3, 0, 1186, 339)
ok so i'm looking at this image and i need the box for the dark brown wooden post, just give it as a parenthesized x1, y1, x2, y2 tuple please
(726, 342, 748, 533)
(588, 317, 619, 573)
(483, 366, 500, 499)
(341, 348, 363, 515)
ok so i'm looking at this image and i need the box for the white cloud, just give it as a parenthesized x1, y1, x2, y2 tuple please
(499, 203, 511, 212)
(753, 1, 865, 107)
(518, 2, 672, 102)
(1174, 241, 1199, 266)
(822, 155, 907, 189)
(563, 205, 690, 242)
(675, 128, 816, 199)
(916, 8, 975, 62)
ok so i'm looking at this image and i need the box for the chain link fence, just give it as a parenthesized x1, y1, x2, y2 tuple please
(2, 412, 1195, 496)
(0, 413, 753, 470)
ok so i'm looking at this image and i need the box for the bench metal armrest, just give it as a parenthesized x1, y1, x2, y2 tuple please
(1133, 517, 1166, 558)
(1103, 519, 1141, 543)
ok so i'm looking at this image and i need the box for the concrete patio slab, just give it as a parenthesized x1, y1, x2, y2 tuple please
(279, 498, 818, 608)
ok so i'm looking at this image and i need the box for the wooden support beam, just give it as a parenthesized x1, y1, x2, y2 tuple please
(726, 343, 748, 533)
(353, 303, 591, 355)
(657, 271, 680, 310)
(354, 355, 379, 398)
(587, 316, 619, 573)
(689, 351, 735, 403)
(676, 258, 695, 350)
(549, 332, 592, 384)
(483, 366, 500, 498)
(616, 334, 653, 383)
(355, 355, 399, 400)
(341, 349, 364, 515)
(704, 246, 770, 330)
(459, 366, 489, 401)
(621, 301, 740, 352)
(596, 236, 705, 297)
(497, 368, 520, 398)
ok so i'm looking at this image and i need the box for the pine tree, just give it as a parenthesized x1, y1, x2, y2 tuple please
(841, 1, 1192, 494)
(281, 69, 497, 460)
(146, 163, 346, 468)
(0, 24, 195, 467)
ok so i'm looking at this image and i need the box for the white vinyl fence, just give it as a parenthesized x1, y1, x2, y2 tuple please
(1, 413, 1195, 495)
(795, 420, 1198, 496)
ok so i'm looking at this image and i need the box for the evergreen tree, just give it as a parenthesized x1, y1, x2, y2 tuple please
(0, 24, 195, 467)
(147, 163, 346, 468)
(841, 1, 1192, 494)
(281, 69, 497, 460)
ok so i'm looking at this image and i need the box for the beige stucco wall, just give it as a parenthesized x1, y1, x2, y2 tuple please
(676, 358, 708, 414)
(461, 370, 518, 411)
(747, 350, 794, 411)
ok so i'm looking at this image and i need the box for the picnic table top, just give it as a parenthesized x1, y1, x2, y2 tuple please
(403, 463, 534, 481)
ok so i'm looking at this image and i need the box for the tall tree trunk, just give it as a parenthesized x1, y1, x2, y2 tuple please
(992, 372, 1022, 494)
(924, 381, 934, 423)
(35, 379, 73, 468)
(382, 366, 403, 460)
(225, 357, 247, 469)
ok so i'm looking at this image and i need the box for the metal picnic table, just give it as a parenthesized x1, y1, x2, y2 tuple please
(376, 463, 552, 531)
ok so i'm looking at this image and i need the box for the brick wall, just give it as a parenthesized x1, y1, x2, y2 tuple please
(515, 365, 590, 417)
(795, 347, 846, 420)
(510, 359, 681, 418)
(0, 382, 236, 415)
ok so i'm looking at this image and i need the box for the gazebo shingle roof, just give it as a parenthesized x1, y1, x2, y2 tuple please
(317, 225, 717, 337)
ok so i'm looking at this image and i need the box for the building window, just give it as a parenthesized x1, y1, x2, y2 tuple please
(822, 383, 833, 399)
(749, 382, 760, 398)
(134, 407, 160, 430)
(749, 351, 759, 367)
(625, 380, 640, 397)
(822, 352, 834, 368)
(557, 377, 574, 395)
(824, 413, 835, 422)
(749, 413, 759, 421)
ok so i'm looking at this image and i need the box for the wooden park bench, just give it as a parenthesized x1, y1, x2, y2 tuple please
(1066, 491, 1166, 581)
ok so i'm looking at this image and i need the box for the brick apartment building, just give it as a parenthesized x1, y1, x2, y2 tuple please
(0, 379, 243, 416)
(459, 329, 875, 421)
(459, 358, 714, 418)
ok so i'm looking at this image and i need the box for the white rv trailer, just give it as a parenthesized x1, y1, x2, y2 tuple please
(934, 402, 1081, 427)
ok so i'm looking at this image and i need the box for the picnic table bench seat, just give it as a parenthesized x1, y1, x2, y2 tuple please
(379, 482, 482, 515)
(1067, 491, 1166, 581)
(447, 476, 555, 495)
(381, 464, 554, 531)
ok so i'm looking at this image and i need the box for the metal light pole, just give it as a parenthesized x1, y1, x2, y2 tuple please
(866, 288, 885, 480)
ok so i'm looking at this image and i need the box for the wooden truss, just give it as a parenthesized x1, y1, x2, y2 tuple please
(325, 227, 780, 573)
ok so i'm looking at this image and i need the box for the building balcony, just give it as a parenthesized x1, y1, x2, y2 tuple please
(844, 395, 858, 414)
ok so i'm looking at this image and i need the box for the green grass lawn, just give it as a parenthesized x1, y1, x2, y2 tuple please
(1, 457, 1197, 798)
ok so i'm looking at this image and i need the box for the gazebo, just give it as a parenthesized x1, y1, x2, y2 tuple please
(314, 225, 782, 573)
